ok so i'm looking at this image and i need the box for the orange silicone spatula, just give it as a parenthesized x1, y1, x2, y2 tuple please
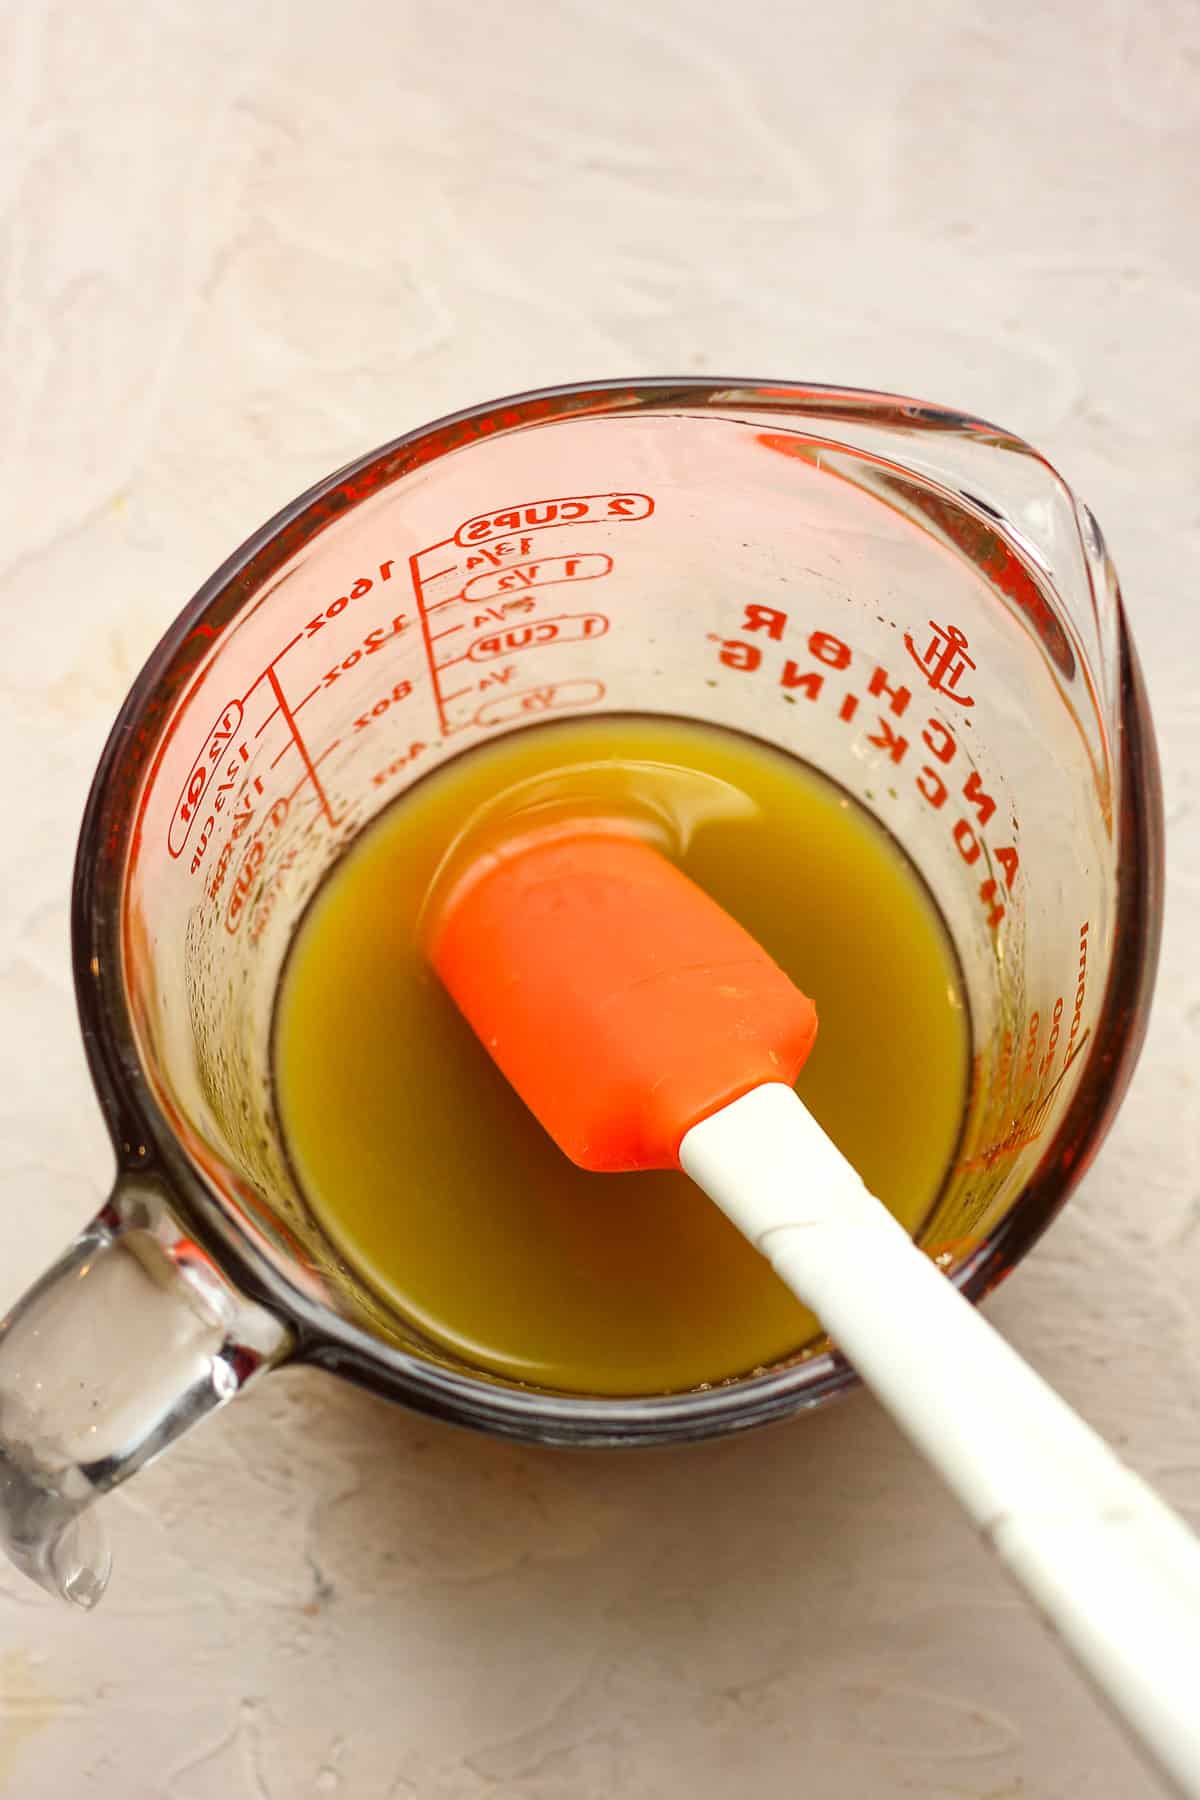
(429, 822, 1200, 1800)
(429, 824, 817, 1171)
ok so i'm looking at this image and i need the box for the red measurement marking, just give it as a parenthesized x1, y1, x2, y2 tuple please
(285, 741, 339, 805)
(1039, 994, 1066, 1078)
(461, 553, 612, 603)
(266, 666, 336, 827)
(370, 740, 428, 788)
(168, 700, 243, 858)
(321, 616, 408, 686)
(1066, 921, 1090, 1064)
(960, 1037, 1086, 1172)
(476, 664, 516, 691)
(222, 743, 344, 928)
(206, 793, 272, 899)
(454, 493, 653, 546)
(160, 564, 406, 873)
(412, 547, 447, 731)
(411, 497, 650, 736)
(475, 679, 606, 729)
(461, 612, 609, 664)
(274, 629, 304, 664)
(225, 837, 266, 934)
(467, 601, 535, 628)
(304, 566, 397, 638)
(462, 536, 533, 571)
(243, 632, 304, 698)
(353, 682, 413, 732)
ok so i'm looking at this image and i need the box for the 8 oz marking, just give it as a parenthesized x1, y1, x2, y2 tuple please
(354, 682, 413, 731)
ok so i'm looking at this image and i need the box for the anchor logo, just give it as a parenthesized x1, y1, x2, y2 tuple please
(904, 620, 976, 707)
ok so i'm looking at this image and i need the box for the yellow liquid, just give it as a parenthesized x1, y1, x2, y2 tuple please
(275, 717, 968, 1394)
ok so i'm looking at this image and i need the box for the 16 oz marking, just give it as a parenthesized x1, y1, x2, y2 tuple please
(305, 562, 395, 637)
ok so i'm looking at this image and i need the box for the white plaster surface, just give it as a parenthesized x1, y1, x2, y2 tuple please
(1, 1, 1198, 1794)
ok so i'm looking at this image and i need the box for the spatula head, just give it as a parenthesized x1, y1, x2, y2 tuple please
(428, 826, 818, 1173)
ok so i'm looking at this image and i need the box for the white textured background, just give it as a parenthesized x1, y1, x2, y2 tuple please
(1, 1, 1198, 1795)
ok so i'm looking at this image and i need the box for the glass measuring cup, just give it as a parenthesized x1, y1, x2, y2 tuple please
(0, 379, 1162, 1607)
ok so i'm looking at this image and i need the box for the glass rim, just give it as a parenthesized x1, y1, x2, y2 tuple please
(69, 376, 1165, 1445)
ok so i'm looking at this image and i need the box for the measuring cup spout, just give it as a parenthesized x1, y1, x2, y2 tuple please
(0, 1177, 289, 1607)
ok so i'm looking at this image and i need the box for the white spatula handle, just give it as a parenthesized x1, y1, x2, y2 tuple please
(680, 1083, 1200, 1800)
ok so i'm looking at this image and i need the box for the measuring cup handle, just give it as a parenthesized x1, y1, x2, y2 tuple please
(0, 1177, 290, 1609)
